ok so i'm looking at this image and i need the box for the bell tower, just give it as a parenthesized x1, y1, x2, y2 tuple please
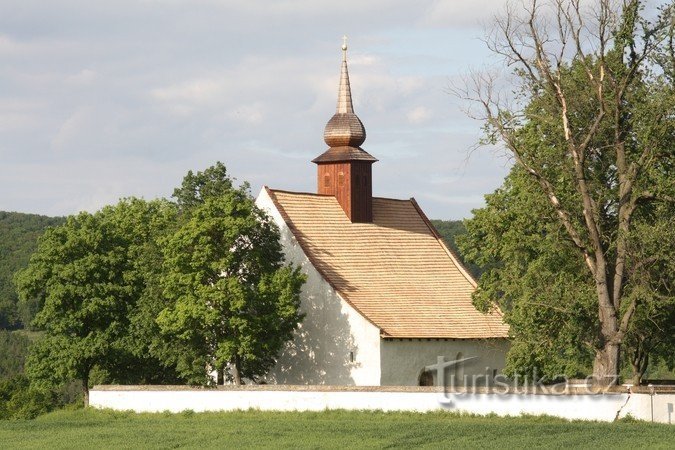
(312, 38, 377, 223)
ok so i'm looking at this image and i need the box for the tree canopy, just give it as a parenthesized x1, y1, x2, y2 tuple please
(15, 199, 182, 404)
(158, 163, 305, 384)
(458, 0, 675, 384)
(13, 162, 305, 401)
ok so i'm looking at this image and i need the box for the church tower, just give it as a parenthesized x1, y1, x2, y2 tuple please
(312, 39, 377, 223)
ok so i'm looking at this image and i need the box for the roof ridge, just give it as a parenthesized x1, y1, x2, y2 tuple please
(266, 187, 413, 204)
(266, 187, 336, 197)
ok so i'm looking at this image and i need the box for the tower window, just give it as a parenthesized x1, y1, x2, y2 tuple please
(338, 171, 345, 186)
(324, 173, 331, 188)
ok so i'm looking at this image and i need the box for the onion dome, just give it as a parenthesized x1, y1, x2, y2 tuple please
(314, 38, 377, 164)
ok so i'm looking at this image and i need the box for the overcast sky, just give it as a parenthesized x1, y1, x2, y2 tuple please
(0, 0, 515, 220)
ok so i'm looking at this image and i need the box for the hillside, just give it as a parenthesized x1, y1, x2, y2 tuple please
(0, 212, 64, 329)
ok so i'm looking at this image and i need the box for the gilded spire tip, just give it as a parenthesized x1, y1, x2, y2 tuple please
(342, 35, 348, 52)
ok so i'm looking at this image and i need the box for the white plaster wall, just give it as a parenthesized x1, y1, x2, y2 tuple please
(89, 388, 675, 424)
(380, 339, 510, 386)
(256, 188, 381, 385)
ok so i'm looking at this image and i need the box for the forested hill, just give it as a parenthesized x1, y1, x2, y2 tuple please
(0, 211, 65, 329)
(430, 219, 481, 279)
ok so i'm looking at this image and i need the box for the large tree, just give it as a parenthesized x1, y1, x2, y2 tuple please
(15, 198, 180, 404)
(157, 163, 305, 385)
(457, 0, 674, 384)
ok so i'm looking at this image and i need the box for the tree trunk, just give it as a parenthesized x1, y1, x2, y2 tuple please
(232, 355, 242, 385)
(592, 268, 622, 386)
(82, 372, 90, 408)
(630, 345, 648, 386)
(217, 367, 224, 385)
(592, 341, 621, 386)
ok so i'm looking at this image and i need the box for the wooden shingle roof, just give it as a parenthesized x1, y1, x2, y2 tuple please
(266, 188, 509, 339)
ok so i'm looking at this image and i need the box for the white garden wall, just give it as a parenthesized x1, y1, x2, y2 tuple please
(90, 386, 675, 425)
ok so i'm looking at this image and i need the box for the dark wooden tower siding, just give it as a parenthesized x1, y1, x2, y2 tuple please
(313, 40, 377, 223)
(317, 161, 373, 222)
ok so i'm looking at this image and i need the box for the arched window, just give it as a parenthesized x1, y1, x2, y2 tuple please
(419, 370, 434, 386)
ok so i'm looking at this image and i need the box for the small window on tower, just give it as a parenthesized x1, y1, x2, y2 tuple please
(324, 173, 331, 188)
(338, 171, 345, 186)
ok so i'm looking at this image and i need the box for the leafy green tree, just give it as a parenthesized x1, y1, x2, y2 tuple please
(458, 0, 674, 384)
(157, 163, 306, 384)
(15, 199, 180, 405)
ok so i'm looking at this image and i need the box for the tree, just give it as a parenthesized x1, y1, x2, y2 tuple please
(457, 0, 674, 384)
(15, 198, 180, 405)
(157, 163, 305, 384)
(458, 167, 598, 381)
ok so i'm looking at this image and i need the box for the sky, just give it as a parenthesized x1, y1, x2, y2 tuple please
(0, 0, 515, 220)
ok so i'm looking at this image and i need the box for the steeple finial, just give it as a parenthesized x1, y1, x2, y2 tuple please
(323, 37, 366, 147)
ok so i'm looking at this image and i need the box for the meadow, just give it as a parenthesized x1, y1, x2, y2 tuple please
(0, 408, 673, 449)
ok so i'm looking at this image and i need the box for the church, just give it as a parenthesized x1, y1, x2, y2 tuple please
(255, 42, 509, 386)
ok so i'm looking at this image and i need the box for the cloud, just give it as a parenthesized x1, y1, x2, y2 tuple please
(420, 0, 507, 28)
(0, 0, 514, 220)
(407, 106, 432, 124)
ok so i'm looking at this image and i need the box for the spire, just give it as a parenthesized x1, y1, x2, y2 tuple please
(337, 36, 354, 114)
(322, 37, 367, 149)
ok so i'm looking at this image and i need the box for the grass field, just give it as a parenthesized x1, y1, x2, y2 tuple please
(0, 409, 673, 449)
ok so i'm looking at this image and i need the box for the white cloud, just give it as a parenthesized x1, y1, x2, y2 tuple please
(420, 0, 508, 28)
(407, 106, 432, 124)
(66, 69, 98, 85)
(51, 107, 93, 152)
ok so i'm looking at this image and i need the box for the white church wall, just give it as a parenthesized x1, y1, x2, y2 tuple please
(256, 188, 382, 385)
(379, 339, 510, 386)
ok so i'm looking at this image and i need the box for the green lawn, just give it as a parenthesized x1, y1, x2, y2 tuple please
(0, 409, 672, 449)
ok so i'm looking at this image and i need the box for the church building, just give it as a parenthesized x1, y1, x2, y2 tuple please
(255, 42, 509, 386)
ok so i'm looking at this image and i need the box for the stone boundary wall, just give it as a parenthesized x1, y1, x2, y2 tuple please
(90, 385, 675, 424)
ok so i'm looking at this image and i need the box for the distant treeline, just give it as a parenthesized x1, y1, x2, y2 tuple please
(0, 212, 65, 330)
(430, 220, 481, 279)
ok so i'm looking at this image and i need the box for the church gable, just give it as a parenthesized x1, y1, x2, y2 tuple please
(264, 188, 509, 340)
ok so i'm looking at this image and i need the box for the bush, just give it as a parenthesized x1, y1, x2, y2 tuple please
(0, 375, 60, 420)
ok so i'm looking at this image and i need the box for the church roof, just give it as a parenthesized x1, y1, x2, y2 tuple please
(265, 188, 509, 339)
